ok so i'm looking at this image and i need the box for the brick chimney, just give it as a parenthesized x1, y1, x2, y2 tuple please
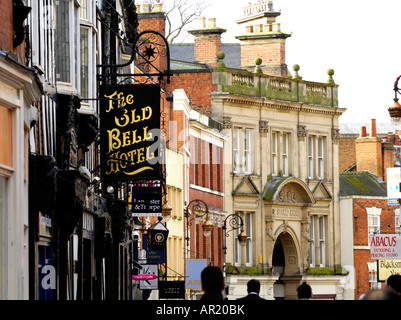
(136, 4, 167, 74)
(137, 3, 166, 35)
(382, 132, 395, 182)
(355, 119, 383, 179)
(235, 0, 291, 77)
(188, 18, 226, 68)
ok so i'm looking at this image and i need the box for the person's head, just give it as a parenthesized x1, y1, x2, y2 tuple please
(201, 266, 224, 293)
(385, 274, 401, 294)
(297, 282, 312, 299)
(361, 288, 400, 300)
(247, 279, 261, 294)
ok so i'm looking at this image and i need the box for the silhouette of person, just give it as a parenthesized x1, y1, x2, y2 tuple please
(237, 279, 266, 300)
(384, 274, 401, 295)
(200, 266, 224, 300)
(297, 282, 312, 300)
(361, 288, 400, 300)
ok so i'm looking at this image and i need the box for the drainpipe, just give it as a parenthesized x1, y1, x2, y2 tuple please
(166, 94, 173, 144)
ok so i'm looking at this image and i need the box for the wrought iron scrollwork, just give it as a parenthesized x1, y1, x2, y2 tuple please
(222, 214, 245, 254)
(97, 30, 172, 86)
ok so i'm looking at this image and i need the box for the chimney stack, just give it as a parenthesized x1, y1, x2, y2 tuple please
(137, 4, 166, 35)
(189, 18, 226, 68)
(355, 120, 383, 180)
(236, 0, 291, 77)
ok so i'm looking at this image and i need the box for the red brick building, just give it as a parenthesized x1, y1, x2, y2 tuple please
(340, 120, 401, 299)
(137, 4, 227, 273)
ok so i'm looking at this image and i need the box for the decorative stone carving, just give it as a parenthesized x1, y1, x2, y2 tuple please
(265, 221, 275, 240)
(259, 120, 269, 133)
(223, 116, 232, 129)
(301, 222, 310, 241)
(332, 128, 340, 144)
(277, 186, 297, 203)
(297, 125, 307, 140)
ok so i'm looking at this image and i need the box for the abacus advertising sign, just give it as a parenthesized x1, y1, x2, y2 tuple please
(370, 234, 401, 260)
(99, 84, 161, 181)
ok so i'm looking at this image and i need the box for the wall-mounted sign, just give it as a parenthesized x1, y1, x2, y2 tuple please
(387, 168, 401, 205)
(99, 84, 161, 181)
(138, 264, 159, 290)
(370, 234, 401, 260)
(159, 281, 185, 299)
(377, 260, 401, 282)
(185, 259, 207, 290)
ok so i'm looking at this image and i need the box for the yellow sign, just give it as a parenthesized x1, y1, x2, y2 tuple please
(377, 260, 401, 282)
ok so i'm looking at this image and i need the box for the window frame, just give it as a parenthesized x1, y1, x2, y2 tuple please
(244, 129, 252, 174)
(272, 132, 278, 175)
(367, 207, 381, 244)
(80, 26, 89, 99)
(55, 0, 72, 84)
(308, 136, 314, 179)
(233, 128, 241, 174)
(310, 217, 315, 266)
(235, 212, 253, 266)
(233, 127, 254, 174)
(281, 133, 289, 176)
(317, 137, 324, 179)
(319, 216, 326, 266)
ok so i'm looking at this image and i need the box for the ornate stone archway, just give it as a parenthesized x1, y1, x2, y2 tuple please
(272, 230, 303, 299)
(273, 229, 300, 274)
(263, 176, 315, 279)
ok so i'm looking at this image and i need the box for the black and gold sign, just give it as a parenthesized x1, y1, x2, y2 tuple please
(99, 84, 161, 181)
(148, 228, 169, 251)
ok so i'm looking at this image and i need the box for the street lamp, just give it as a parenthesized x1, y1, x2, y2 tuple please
(389, 75, 401, 126)
(184, 199, 213, 247)
(162, 199, 172, 223)
(184, 199, 215, 262)
(222, 213, 247, 255)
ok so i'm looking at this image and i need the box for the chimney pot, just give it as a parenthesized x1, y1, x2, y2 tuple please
(360, 126, 367, 137)
(208, 18, 216, 28)
(370, 119, 377, 138)
(198, 17, 206, 28)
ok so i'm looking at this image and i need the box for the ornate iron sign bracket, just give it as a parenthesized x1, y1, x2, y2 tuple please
(97, 30, 172, 86)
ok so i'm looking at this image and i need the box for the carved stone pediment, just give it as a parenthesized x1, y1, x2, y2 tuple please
(233, 176, 260, 196)
(311, 181, 332, 200)
(276, 185, 297, 204)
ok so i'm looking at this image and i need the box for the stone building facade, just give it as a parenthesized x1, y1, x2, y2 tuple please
(207, 2, 347, 299)
(141, 0, 349, 299)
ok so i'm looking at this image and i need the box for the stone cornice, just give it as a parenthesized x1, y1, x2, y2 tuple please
(212, 93, 346, 116)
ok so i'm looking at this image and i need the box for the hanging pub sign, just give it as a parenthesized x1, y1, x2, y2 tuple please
(142, 233, 166, 264)
(148, 218, 169, 251)
(99, 84, 161, 181)
(130, 181, 162, 217)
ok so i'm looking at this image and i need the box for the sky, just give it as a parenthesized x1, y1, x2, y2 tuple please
(191, 0, 401, 124)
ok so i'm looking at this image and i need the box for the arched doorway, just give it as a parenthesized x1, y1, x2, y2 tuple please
(272, 232, 300, 299)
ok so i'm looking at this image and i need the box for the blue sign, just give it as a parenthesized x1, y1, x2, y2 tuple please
(185, 259, 207, 290)
(143, 234, 165, 264)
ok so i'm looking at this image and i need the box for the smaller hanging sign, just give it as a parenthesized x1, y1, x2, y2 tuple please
(132, 274, 158, 281)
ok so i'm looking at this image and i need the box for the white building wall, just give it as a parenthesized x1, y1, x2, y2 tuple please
(0, 55, 42, 299)
(340, 197, 356, 300)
